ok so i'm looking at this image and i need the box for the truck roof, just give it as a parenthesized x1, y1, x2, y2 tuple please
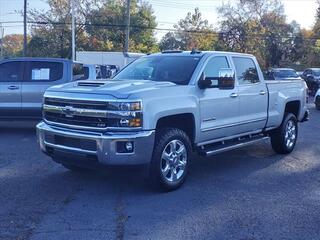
(270, 68, 296, 71)
(0, 57, 78, 64)
(152, 50, 255, 58)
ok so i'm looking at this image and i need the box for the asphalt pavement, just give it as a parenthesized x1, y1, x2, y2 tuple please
(0, 105, 319, 240)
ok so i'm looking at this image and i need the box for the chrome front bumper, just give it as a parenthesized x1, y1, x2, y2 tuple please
(37, 121, 155, 166)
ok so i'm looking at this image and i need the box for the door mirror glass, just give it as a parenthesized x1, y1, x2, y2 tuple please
(198, 68, 235, 90)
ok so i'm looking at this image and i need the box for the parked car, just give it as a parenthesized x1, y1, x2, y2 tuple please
(37, 51, 309, 191)
(0, 58, 87, 119)
(315, 89, 320, 110)
(297, 71, 303, 77)
(100, 64, 120, 79)
(83, 64, 101, 80)
(265, 68, 301, 80)
(301, 68, 320, 95)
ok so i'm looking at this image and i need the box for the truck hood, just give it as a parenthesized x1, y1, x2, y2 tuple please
(47, 79, 177, 99)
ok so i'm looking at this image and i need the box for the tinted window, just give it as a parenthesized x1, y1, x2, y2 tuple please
(313, 70, 320, 77)
(0, 62, 23, 82)
(73, 63, 86, 81)
(114, 56, 201, 85)
(273, 70, 299, 79)
(233, 57, 259, 84)
(204, 56, 229, 78)
(26, 61, 63, 81)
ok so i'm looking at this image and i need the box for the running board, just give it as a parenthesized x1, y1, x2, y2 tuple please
(199, 135, 270, 157)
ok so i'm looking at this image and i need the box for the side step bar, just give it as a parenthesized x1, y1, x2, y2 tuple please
(199, 135, 270, 157)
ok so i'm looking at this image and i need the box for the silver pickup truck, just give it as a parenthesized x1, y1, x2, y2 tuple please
(0, 58, 96, 119)
(37, 51, 309, 191)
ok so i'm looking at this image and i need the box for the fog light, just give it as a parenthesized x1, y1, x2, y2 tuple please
(116, 141, 134, 153)
(125, 142, 133, 152)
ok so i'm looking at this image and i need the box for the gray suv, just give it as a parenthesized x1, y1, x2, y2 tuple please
(0, 58, 88, 119)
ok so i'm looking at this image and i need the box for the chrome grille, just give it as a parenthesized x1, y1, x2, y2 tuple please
(43, 97, 111, 129)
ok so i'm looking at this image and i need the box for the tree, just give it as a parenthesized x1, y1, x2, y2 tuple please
(216, 0, 299, 69)
(160, 8, 217, 51)
(159, 32, 182, 50)
(27, 0, 93, 58)
(27, 0, 158, 57)
(1, 34, 25, 57)
(85, 0, 158, 53)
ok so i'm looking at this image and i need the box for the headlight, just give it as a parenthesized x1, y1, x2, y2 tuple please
(108, 101, 141, 111)
(107, 101, 143, 128)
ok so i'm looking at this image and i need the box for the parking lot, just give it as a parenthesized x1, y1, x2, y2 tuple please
(0, 103, 319, 240)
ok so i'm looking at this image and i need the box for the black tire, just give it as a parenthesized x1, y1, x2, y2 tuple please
(149, 128, 192, 191)
(270, 113, 298, 154)
(316, 96, 320, 110)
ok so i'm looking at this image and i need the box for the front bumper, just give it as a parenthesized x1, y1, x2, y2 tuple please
(37, 121, 155, 166)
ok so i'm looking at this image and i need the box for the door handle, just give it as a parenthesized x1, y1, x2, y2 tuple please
(230, 93, 238, 98)
(259, 90, 267, 95)
(8, 86, 19, 90)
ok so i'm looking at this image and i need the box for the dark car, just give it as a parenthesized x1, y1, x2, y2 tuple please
(265, 68, 301, 81)
(301, 68, 320, 96)
(100, 64, 120, 79)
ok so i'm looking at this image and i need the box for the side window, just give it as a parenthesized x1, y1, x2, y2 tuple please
(26, 61, 63, 81)
(203, 56, 229, 78)
(233, 57, 260, 84)
(0, 62, 23, 82)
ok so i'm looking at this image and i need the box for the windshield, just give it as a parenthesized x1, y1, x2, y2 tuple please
(113, 55, 201, 85)
(273, 70, 299, 78)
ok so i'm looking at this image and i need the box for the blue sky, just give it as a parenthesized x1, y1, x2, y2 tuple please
(0, 0, 318, 39)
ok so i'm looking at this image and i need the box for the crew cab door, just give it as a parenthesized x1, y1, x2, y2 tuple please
(232, 57, 268, 133)
(0, 61, 23, 118)
(198, 56, 240, 143)
(21, 61, 65, 118)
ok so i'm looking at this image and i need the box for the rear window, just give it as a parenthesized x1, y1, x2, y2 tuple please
(73, 63, 88, 81)
(26, 61, 63, 81)
(0, 61, 23, 82)
(273, 70, 299, 79)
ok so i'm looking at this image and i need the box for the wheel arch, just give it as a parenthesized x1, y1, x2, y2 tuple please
(284, 100, 301, 118)
(155, 113, 196, 144)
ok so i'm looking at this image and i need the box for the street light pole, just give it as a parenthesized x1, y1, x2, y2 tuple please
(71, 0, 76, 61)
(0, 24, 4, 59)
(124, 0, 131, 53)
(23, 0, 27, 57)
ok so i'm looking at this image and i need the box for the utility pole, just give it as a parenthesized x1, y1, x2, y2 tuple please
(124, 0, 131, 53)
(0, 24, 4, 59)
(23, 0, 27, 57)
(71, 0, 76, 61)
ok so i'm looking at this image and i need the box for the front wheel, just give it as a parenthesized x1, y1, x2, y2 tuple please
(270, 113, 298, 154)
(149, 128, 192, 191)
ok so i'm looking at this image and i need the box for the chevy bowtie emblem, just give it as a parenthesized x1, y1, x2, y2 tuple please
(63, 106, 75, 118)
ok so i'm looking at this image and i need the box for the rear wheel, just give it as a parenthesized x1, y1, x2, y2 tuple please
(149, 128, 191, 191)
(270, 113, 298, 154)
